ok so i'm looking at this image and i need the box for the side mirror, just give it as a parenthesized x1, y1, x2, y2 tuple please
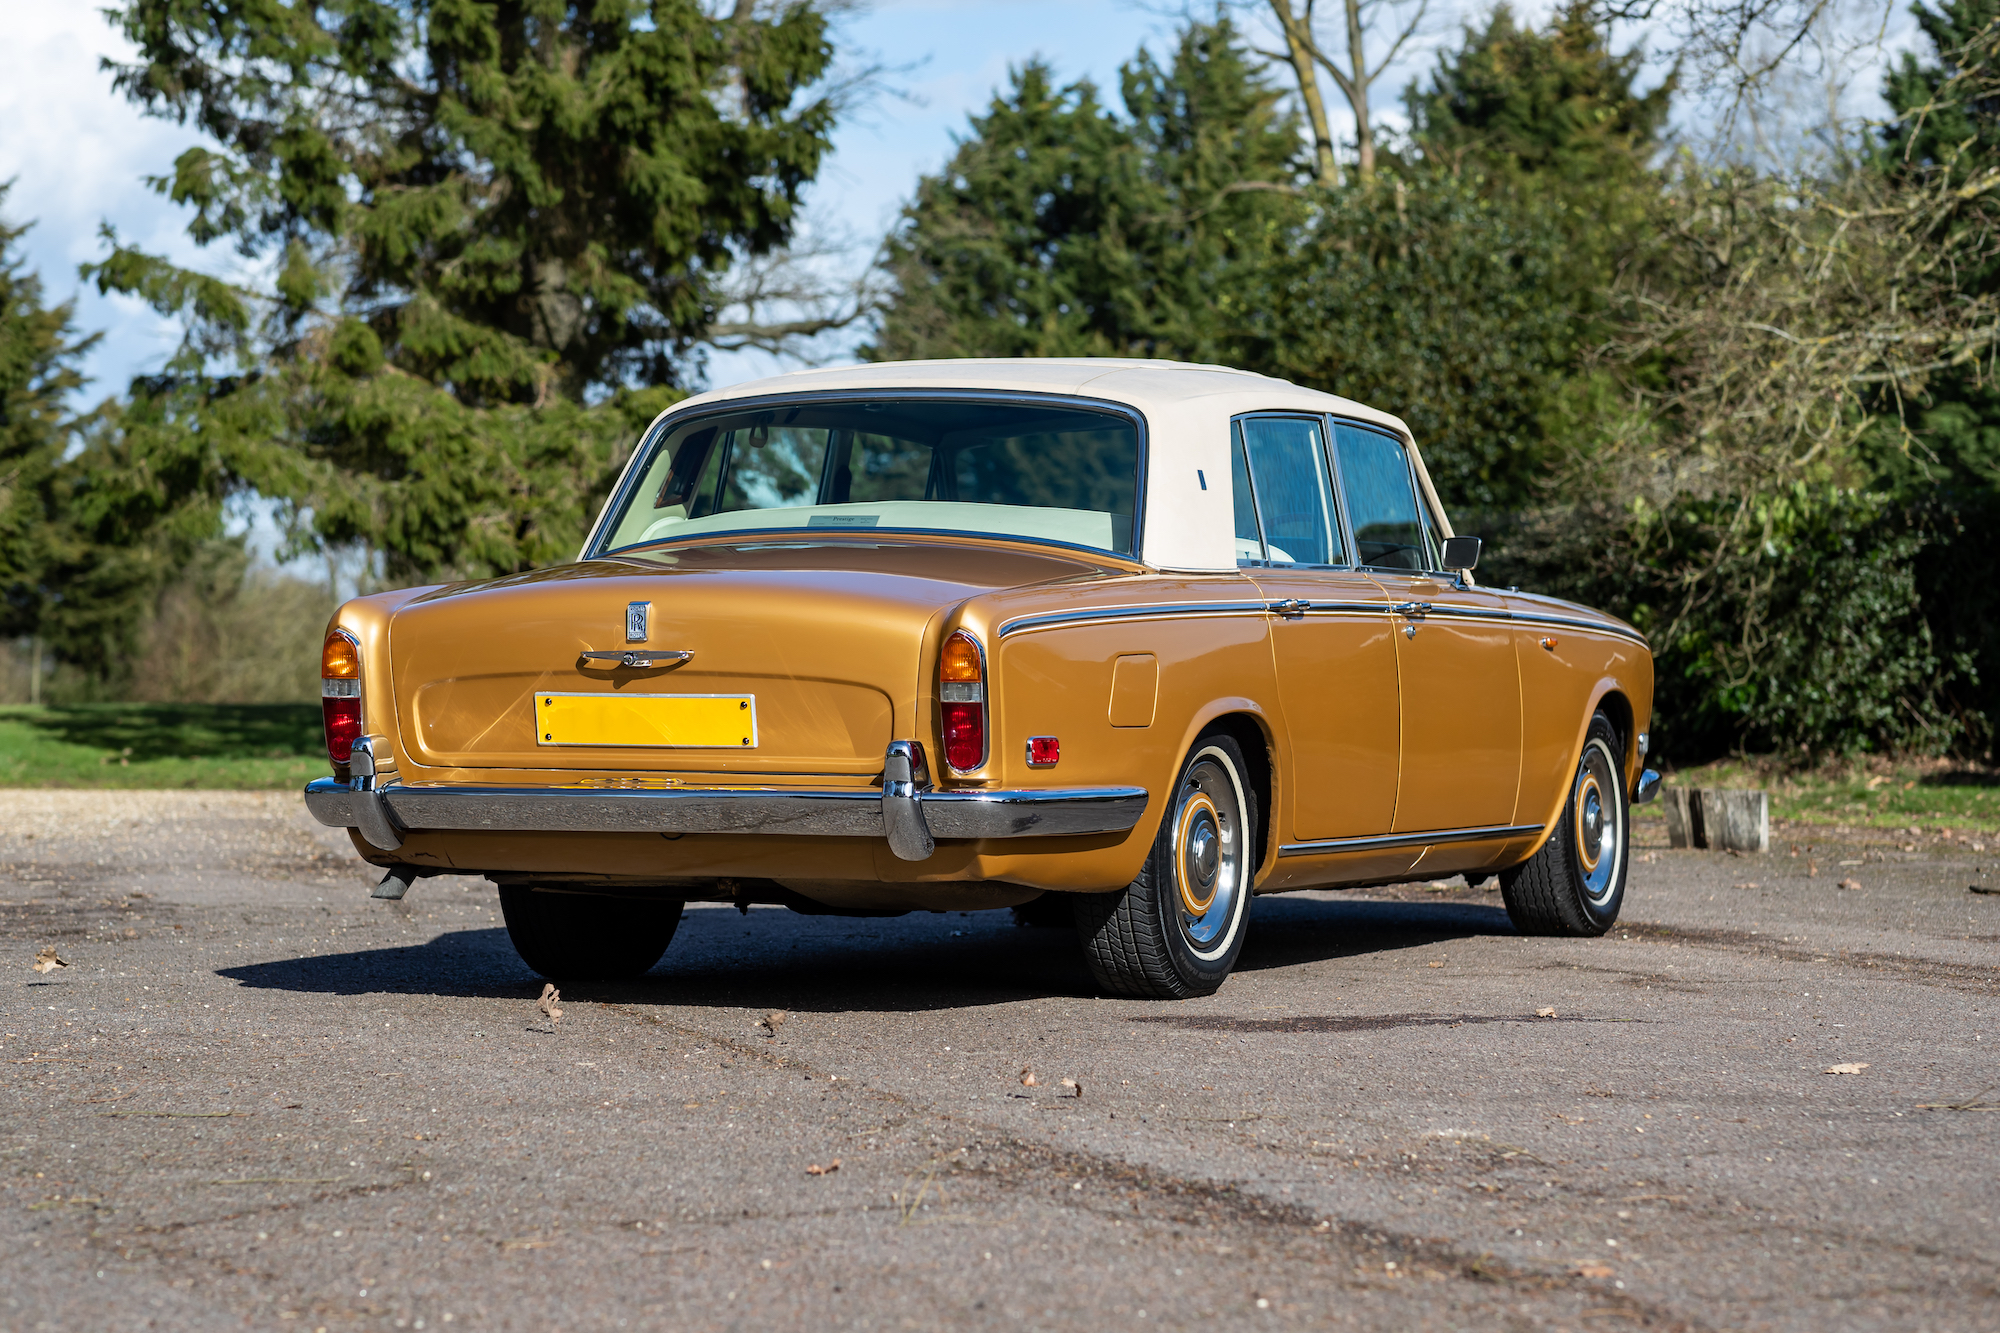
(1441, 535, 1482, 571)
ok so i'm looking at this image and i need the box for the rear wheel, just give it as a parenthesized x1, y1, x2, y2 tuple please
(1500, 711, 1628, 936)
(1074, 734, 1256, 998)
(497, 887, 684, 981)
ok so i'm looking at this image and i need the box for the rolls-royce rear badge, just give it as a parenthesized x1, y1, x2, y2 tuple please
(626, 601, 650, 643)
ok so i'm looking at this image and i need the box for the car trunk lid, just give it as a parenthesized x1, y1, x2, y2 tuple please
(387, 540, 1106, 777)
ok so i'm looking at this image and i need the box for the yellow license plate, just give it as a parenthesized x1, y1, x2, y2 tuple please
(534, 693, 758, 748)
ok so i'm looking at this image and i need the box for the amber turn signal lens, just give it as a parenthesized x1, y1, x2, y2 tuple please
(940, 632, 982, 683)
(322, 631, 361, 679)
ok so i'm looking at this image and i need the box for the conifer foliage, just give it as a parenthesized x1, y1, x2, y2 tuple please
(870, 20, 1303, 365)
(103, 0, 840, 402)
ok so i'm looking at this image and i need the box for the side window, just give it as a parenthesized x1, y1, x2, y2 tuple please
(1230, 426, 1265, 561)
(1333, 423, 1432, 572)
(1236, 416, 1345, 566)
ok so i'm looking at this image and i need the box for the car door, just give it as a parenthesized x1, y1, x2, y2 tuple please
(1232, 415, 1404, 850)
(1329, 420, 1523, 836)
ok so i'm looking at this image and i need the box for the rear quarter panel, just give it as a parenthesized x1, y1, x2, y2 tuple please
(959, 573, 1281, 893)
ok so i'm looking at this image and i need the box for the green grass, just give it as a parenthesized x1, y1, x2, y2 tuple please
(0, 703, 328, 789)
(1646, 756, 2000, 833)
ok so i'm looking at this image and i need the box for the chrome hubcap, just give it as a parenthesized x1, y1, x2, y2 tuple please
(1573, 738, 1623, 907)
(1173, 751, 1245, 957)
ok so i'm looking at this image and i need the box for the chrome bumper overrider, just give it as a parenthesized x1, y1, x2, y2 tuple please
(303, 742, 1148, 864)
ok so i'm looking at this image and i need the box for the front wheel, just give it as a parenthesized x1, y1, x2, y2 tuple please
(1074, 733, 1257, 998)
(497, 887, 684, 981)
(1500, 710, 1629, 936)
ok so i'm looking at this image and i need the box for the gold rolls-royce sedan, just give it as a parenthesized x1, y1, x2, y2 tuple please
(305, 358, 1660, 998)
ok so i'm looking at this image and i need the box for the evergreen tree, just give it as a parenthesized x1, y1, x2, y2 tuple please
(1240, 172, 1587, 510)
(0, 194, 95, 640)
(102, 0, 841, 402)
(70, 1, 843, 591)
(1882, 0, 2000, 180)
(869, 64, 1140, 361)
(1407, 0, 1671, 187)
(870, 19, 1302, 363)
(0, 190, 243, 678)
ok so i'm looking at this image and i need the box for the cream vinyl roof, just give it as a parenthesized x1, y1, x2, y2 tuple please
(596, 358, 1447, 573)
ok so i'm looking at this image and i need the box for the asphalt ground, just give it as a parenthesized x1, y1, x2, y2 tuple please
(2, 790, 1995, 1333)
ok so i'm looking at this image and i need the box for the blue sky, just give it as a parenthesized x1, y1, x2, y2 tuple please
(0, 0, 1914, 401)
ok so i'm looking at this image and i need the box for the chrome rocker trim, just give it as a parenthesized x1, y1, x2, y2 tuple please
(1279, 822, 1546, 858)
(304, 741, 1149, 864)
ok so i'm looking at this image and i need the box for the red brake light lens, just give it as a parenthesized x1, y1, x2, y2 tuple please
(322, 630, 362, 765)
(939, 630, 985, 772)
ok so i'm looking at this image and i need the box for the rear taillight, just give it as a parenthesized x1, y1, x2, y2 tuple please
(321, 629, 362, 765)
(939, 630, 986, 773)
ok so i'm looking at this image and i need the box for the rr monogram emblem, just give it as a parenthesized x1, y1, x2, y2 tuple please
(625, 601, 650, 643)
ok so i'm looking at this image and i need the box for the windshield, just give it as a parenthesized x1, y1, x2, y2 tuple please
(597, 397, 1142, 556)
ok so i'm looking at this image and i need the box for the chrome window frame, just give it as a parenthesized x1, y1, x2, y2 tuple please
(1324, 415, 1448, 578)
(586, 389, 1152, 565)
(1229, 411, 1355, 571)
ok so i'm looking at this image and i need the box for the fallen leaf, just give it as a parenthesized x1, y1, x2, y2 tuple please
(761, 1010, 788, 1035)
(805, 1159, 841, 1176)
(1823, 1062, 1870, 1075)
(536, 983, 562, 1025)
(1059, 1078, 1082, 1099)
(1838, 878, 1862, 892)
(32, 947, 67, 975)
(1807, 860, 1819, 877)
(1574, 1263, 1615, 1279)
(1020, 1068, 1038, 1087)
(1535, 1007, 1558, 1018)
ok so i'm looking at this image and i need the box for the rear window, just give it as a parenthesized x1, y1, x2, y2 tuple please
(598, 397, 1142, 556)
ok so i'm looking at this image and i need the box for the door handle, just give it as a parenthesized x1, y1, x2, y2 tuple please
(1271, 598, 1310, 620)
(1392, 601, 1432, 617)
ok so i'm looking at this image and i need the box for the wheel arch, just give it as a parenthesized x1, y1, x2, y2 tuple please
(1510, 678, 1638, 868)
(1172, 701, 1279, 883)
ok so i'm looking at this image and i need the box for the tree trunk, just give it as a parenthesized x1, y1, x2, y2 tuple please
(1345, 0, 1375, 182)
(1268, 1, 1341, 187)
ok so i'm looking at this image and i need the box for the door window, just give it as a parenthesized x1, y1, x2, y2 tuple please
(1230, 427, 1265, 562)
(1235, 417, 1345, 566)
(1332, 423, 1436, 572)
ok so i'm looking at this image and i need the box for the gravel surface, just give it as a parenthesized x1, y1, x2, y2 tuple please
(3, 791, 1995, 1331)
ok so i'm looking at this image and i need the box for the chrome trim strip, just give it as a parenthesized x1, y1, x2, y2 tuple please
(993, 597, 1646, 646)
(580, 649, 693, 668)
(303, 778, 1149, 844)
(1506, 609, 1649, 648)
(1278, 822, 1545, 858)
(997, 601, 1270, 638)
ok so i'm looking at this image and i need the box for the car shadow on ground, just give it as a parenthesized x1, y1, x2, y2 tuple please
(214, 892, 1521, 1014)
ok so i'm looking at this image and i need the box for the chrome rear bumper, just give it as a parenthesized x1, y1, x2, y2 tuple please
(303, 744, 1148, 864)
